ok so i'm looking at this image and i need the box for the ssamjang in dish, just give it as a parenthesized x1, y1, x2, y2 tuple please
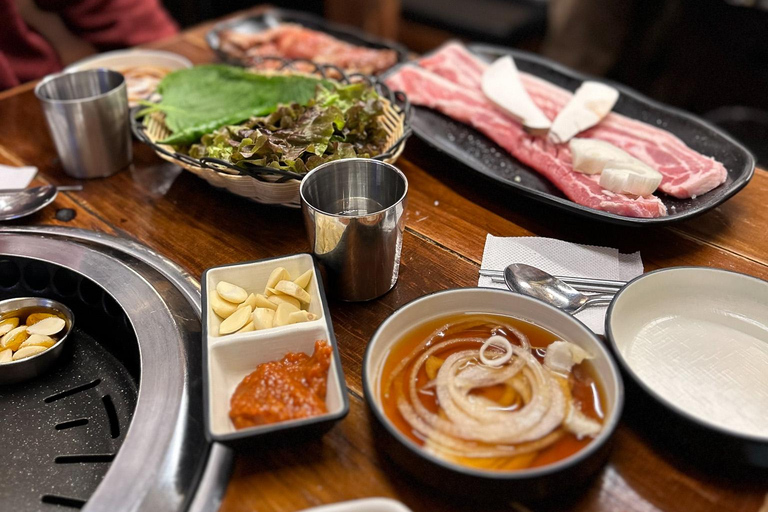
(380, 314, 604, 471)
(229, 339, 331, 429)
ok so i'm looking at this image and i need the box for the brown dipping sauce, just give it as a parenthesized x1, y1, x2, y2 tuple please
(229, 340, 331, 429)
(380, 313, 605, 471)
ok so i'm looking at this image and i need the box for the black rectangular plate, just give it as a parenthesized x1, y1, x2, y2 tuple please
(206, 7, 409, 73)
(384, 43, 755, 226)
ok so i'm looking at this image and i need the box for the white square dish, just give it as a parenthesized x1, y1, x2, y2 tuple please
(202, 254, 348, 449)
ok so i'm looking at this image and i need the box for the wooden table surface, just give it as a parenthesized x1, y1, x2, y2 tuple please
(2, 8, 767, 512)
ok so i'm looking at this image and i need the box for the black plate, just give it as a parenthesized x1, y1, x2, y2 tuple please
(206, 8, 409, 73)
(384, 43, 755, 226)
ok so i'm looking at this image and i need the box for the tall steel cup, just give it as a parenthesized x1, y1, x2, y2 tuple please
(300, 158, 408, 302)
(35, 69, 132, 179)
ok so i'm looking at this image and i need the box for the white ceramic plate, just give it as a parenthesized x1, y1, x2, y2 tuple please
(65, 49, 192, 106)
(606, 267, 768, 441)
(301, 498, 412, 512)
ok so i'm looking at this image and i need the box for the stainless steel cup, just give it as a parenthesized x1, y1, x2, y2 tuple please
(300, 158, 408, 302)
(35, 69, 132, 179)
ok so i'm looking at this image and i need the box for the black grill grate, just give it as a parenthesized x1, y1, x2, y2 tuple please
(0, 257, 139, 510)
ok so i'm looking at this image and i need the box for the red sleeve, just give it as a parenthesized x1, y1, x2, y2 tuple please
(34, 0, 179, 50)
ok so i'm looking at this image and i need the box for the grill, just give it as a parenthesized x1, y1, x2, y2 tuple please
(0, 227, 232, 512)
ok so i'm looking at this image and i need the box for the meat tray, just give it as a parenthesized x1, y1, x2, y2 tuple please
(384, 43, 755, 226)
(206, 7, 409, 73)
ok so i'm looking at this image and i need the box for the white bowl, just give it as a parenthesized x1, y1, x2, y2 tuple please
(606, 267, 768, 466)
(363, 288, 623, 499)
(202, 254, 348, 449)
(301, 498, 412, 512)
(65, 49, 192, 74)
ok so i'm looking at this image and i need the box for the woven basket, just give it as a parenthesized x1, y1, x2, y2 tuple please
(133, 60, 411, 208)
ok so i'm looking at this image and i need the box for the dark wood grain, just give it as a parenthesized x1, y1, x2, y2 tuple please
(0, 8, 766, 512)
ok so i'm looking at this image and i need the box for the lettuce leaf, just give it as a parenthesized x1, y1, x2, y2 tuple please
(188, 80, 389, 174)
(142, 65, 323, 145)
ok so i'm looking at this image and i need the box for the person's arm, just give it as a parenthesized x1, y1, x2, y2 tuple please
(34, 0, 179, 50)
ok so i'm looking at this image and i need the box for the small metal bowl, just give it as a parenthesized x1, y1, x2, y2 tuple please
(0, 297, 75, 385)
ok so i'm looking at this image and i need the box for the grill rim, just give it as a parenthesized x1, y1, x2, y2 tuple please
(0, 227, 233, 512)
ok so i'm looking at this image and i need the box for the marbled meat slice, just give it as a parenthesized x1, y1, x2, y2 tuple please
(386, 65, 667, 218)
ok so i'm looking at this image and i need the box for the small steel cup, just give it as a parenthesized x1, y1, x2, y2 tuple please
(300, 158, 408, 302)
(35, 69, 132, 179)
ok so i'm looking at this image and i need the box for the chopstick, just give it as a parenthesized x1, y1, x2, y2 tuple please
(480, 269, 626, 290)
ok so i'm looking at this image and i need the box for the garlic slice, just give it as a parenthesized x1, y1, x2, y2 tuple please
(274, 280, 311, 304)
(20, 334, 55, 349)
(265, 267, 291, 291)
(26, 316, 65, 336)
(216, 281, 248, 304)
(2, 326, 29, 350)
(237, 321, 255, 334)
(286, 310, 317, 325)
(237, 293, 258, 311)
(549, 82, 619, 144)
(210, 291, 239, 318)
(482, 56, 551, 134)
(273, 303, 300, 327)
(254, 294, 277, 310)
(219, 305, 252, 335)
(267, 293, 301, 310)
(293, 269, 313, 289)
(599, 160, 662, 196)
(252, 308, 275, 330)
(0, 349, 11, 363)
(12, 345, 47, 361)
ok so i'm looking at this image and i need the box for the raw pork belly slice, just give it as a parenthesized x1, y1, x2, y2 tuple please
(387, 65, 667, 218)
(418, 42, 728, 199)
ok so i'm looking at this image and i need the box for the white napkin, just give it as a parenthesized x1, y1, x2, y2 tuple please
(1, 165, 37, 189)
(478, 235, 642, 335)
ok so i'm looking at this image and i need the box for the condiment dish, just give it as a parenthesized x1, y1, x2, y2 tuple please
(202, 254, 348, 450)
(605, 267, 768, 468)
(0, 297, 74, 385)
(363, 288, 624, 500)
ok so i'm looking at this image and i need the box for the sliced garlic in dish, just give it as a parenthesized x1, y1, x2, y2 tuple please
(219, 305, 252, 335)
(216, 281, 248, 304)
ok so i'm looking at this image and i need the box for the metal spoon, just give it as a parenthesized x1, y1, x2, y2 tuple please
(503, 263, 616, 314)
(0, 185, 82, 221)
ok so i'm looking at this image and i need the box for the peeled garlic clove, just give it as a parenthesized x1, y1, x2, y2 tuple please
(293, 269, 313, 289)
(216, 281, 248, 304)
(2, 326, 29, 351)
(26, 316, 66, 336)
(265, 267, 291, 292)
(275, 280, 311, 304)
(238, 321, 255, 333)
(26, 312, 57, 326)
(20, 334, 55, 349)
(0, 349, 11, 363)
(252, 308, 275, 330)
(0, 317, 20, 335)
(219, 305, 252, 335)
(286, 310, 317, 325)
(254, 294, 277, 310)
(237, 293, 258, 311)
(267, 294, 301, 310)
(273, 303, 300, 327)
(210, 291, 239, 318)
(12, 345, 47, 361)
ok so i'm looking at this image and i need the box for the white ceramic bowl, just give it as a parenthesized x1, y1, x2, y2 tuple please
(65, 49, 192, 74)
(606, 267, 768, 467)
(202, 254, 348, 449)
(363, 288, 624, 499)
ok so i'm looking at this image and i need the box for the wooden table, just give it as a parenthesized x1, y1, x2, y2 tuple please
(2, 8, 767, 512)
